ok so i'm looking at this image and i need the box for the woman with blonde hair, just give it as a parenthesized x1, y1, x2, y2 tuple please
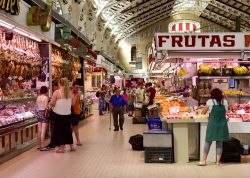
(50, 78, 74, 153)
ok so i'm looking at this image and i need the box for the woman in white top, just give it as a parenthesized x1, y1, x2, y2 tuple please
(35, 86, 49, 151)
(50, 78, 74, 153)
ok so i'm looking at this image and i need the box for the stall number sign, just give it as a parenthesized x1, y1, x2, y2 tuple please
(155, 33, 250, 51)
(0, 0, 20, 15)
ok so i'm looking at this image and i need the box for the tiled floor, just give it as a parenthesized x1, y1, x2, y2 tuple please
(0, 112, 250, 178)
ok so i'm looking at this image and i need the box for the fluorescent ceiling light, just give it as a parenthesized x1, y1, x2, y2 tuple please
(0, 20, 42, 42)
(14, 28, 29, 37)
(0, 20, 14, 29)
(29, 35, 42, 42)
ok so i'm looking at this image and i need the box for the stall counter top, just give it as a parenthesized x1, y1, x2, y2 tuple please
(165, 118, 247, 124)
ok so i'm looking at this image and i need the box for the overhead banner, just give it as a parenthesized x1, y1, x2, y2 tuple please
(155, 33, 250, 51)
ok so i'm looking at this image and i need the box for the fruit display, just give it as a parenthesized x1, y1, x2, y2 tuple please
(230, 103, 250, 112)
(160, 101, 186, 115)
(178, 68, 187, 77)
(233, 66, 249, 76)
(154, 95, 167, 100)
(166, 114, 208, 120)
(223, 90, 245, 95)
(226, 104, 250, 122)
(199, 64, 213, 75)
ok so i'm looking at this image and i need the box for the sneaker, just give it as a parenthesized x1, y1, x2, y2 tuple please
(198, 161, 207, 166)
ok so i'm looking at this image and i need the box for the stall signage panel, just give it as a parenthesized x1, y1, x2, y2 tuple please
(0, 0, 20, 15)
(155, 33, 250, 51)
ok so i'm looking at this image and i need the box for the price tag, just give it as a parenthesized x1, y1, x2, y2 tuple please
(236, 109, 246, 114)
(169, 106, 180, 114)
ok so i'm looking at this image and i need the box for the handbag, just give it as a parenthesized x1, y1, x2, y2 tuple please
(44, 107, 52, 120)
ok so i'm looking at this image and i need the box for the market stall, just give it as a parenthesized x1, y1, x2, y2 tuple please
(0, 20, 49, 162)
(153, 32, 250, 163)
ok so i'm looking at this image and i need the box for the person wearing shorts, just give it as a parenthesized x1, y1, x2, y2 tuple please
(72, 82, 82, 146)
(35, 86, 49, 151)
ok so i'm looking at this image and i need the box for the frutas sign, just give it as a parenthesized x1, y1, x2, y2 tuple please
(155, 33, 250, 51)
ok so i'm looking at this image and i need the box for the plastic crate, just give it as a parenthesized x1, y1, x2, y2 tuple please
(132, 117, 147, 124)
(145, 147, 173, 163)
(143, 130, 172, 147)
(147, 118, 162, 130)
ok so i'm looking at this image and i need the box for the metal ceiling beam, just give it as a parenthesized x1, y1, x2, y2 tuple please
(102, 0, 146, 29)
(201, 9, 250, 31)
(122, 14, 171, 39)
(223, 0, 250, 13)
(121, 0, 174, 26)
(211, 0, 250, 17)
(121, 9, 172, 33)
(116, 0, 173, 23)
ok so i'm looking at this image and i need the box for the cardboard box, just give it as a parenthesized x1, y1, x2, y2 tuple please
(134, 109, 142, 118)
(241, 155, 250, 163)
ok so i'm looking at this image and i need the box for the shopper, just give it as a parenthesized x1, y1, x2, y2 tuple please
(71, 82, 82, 146)
(122, 88, 128, 113)
(105, 89, 112, 113)
(35, 86, 49, 151)
(46, 81, 58, 150)
(98, 85, 106, 115)
(147, 82, 156, 105)
(128, 88, 136, 117)
(109, 88, 126, 131)
(135, 84, 144, 103)
(199, 88, 229, 166)
(50, 78, 74, 153)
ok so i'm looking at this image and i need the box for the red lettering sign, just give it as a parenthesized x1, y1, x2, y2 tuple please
(245, 35, 250, 47)
(184, 35, 196, 47)
(223, 35, 235, 47)
(158, 35, 169, 47)
(172, 35, 182, 47)
(156, 33, 250, 50)
(198, 35, 209, 47)
(210, 35, 222, 47)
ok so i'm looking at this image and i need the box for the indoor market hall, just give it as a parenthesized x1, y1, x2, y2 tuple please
(1, 0, 250, 178)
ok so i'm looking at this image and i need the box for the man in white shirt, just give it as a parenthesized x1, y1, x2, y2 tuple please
(136, 85, 144, 103)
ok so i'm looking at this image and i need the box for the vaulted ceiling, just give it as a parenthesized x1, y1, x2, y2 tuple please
(94, 0, 250, 40)
(52, 0, 250, 42)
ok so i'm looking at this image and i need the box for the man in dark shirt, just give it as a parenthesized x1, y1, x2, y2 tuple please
(148, 82, 156, 105)
(110, 88, 126, 131)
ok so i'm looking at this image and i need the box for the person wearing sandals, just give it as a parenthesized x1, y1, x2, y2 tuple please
(49, 78, 74, 153)
(35, 86, 49, 151)
(199, 88, 229, 166)
(71, 82, 82, 146)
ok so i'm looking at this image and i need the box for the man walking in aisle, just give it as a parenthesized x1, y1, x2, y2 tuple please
(109, 88, 126, 131)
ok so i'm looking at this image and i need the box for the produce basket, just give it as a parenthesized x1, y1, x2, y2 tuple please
(132, 117, 147, 124)
(147, 104, 160, 118)
(145, 147, 173, 163)
(147, 118, 162, 130)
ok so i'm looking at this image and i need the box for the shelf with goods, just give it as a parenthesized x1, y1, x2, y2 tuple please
(197, 62, 250, 105)
(0, 24, 46, 162)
